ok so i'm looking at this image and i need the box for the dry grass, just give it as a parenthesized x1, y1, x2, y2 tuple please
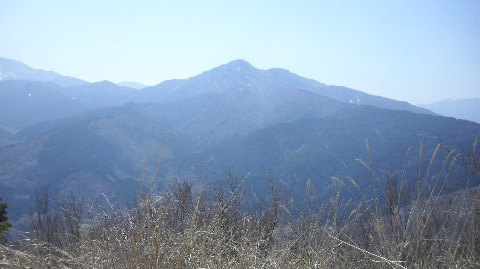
(1, 142, 479, 268)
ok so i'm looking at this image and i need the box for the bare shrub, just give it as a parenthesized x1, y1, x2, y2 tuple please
(1, 142, 479, 268)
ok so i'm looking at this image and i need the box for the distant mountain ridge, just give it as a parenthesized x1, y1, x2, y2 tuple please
(0, 57, 60, 81)
(0, 58, 434, 131)
(419, 98, 480, 124)
(0, 57, 90, 87)
(0, 80, 137, 130)
(117, 81, 147, 89)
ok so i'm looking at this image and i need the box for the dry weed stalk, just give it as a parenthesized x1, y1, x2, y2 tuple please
(1, 141, 479, 268)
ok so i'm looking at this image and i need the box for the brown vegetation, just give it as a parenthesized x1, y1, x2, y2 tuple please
(0, 142, 479, 268)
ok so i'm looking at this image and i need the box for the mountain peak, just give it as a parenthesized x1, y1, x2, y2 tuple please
(192, 59, 258, 84)
(217, 59, 257, 73)
(95, 80, 116, 85)
(227, 59, 253, 67)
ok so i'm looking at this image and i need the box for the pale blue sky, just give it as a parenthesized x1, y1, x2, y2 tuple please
(1, 0, 478, 104)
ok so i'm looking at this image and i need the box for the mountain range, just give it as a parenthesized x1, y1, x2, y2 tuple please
(0, 57, 89, 87)
(419, 98, 480, 124)
(0, 57, 478, 229)
(0, 58, 433, 131)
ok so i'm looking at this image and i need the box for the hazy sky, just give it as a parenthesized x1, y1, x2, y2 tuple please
(1, 0, 478, 104)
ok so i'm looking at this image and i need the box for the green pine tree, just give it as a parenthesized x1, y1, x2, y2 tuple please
(0, 197, 12, 238)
